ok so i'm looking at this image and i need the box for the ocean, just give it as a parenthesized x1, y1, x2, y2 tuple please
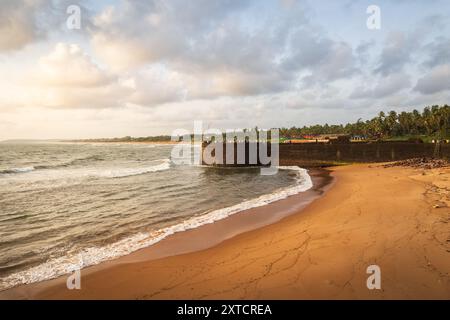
(0, 142, 312, 290)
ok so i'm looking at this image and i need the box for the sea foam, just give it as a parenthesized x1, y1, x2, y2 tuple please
(97, 159, 171, 178)
(0, 159, 170, 182)
(0, 166, 35, 175)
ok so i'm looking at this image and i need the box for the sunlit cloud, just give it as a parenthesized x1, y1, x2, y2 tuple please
(0, 0, 449, 139)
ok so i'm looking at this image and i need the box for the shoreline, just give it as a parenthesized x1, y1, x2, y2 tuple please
(2, 163, 449, 299)
(63, 141, 178, 145)
(0, 168, 332, 298)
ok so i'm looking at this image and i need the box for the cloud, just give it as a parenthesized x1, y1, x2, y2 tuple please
(0, 0, 96, 54)
(2, 0, 450, 139)
(355, 40, 375, 65)
(88, 0, 360, 103)
(27, 84, 132, 109)
(0, 0, 49, 52)
(90, 0, 253, 70)
(127, 66, 186, 106)
(301, 41, 357, 86)
(414, 64, 450, 95)
(89, 0, 295, 100)
(350, 73, 411, 99)
(34, 43, 115, 87)
(374, 32, 417, 76)
(422, 36, 450, 68)
(29, 43, 130, 109)
(0, 43, 132, 109)
(374, 13, 449, 77)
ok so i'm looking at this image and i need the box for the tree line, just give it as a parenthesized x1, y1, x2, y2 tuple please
(280, 105, 450, 140)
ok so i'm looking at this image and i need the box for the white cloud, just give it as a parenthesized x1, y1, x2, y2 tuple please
(0, 0, 44, 51)
(350, 73, 411, 99)
(414, 64, 450, 95)
(86, 0, 363, 105)
(128, 66, 186, 106)
(374, 32, 417, 76)
(34, 43, 115, 87)
(0, 43, 132, 109)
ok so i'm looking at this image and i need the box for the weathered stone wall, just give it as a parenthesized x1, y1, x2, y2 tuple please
(201, 141, 449, 167)
(279, 142, 450, 167)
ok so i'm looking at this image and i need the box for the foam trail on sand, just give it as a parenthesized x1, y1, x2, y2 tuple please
(0, 167, 35, 175)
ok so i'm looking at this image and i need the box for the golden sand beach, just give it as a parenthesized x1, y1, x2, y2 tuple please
(2, 164, 449, 299)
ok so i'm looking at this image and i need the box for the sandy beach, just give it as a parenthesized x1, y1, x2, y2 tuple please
(2, 163, 449, 299)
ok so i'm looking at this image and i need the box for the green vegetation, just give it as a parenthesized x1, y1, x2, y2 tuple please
(280, 105, 450, 141)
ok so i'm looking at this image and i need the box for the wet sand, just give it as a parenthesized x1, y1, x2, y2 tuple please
(2, 164, 449, 299)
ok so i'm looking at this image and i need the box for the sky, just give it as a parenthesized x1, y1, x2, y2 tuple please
(0, 0, 449, 140)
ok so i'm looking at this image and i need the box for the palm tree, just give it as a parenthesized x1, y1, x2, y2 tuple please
(386, 110, 398, 136)
(411, 109, 422, 134)
(278, 105, 449, 140)
(398, 111, 411, 136)
(422, 107, 433, 135)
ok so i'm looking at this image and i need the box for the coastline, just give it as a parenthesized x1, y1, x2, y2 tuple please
(63, 141, 179, 145)
(2, 164, 449, 299)
(0, 168, 332, 298)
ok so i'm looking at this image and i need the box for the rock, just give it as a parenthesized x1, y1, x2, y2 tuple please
(383, 158, 449, 169)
